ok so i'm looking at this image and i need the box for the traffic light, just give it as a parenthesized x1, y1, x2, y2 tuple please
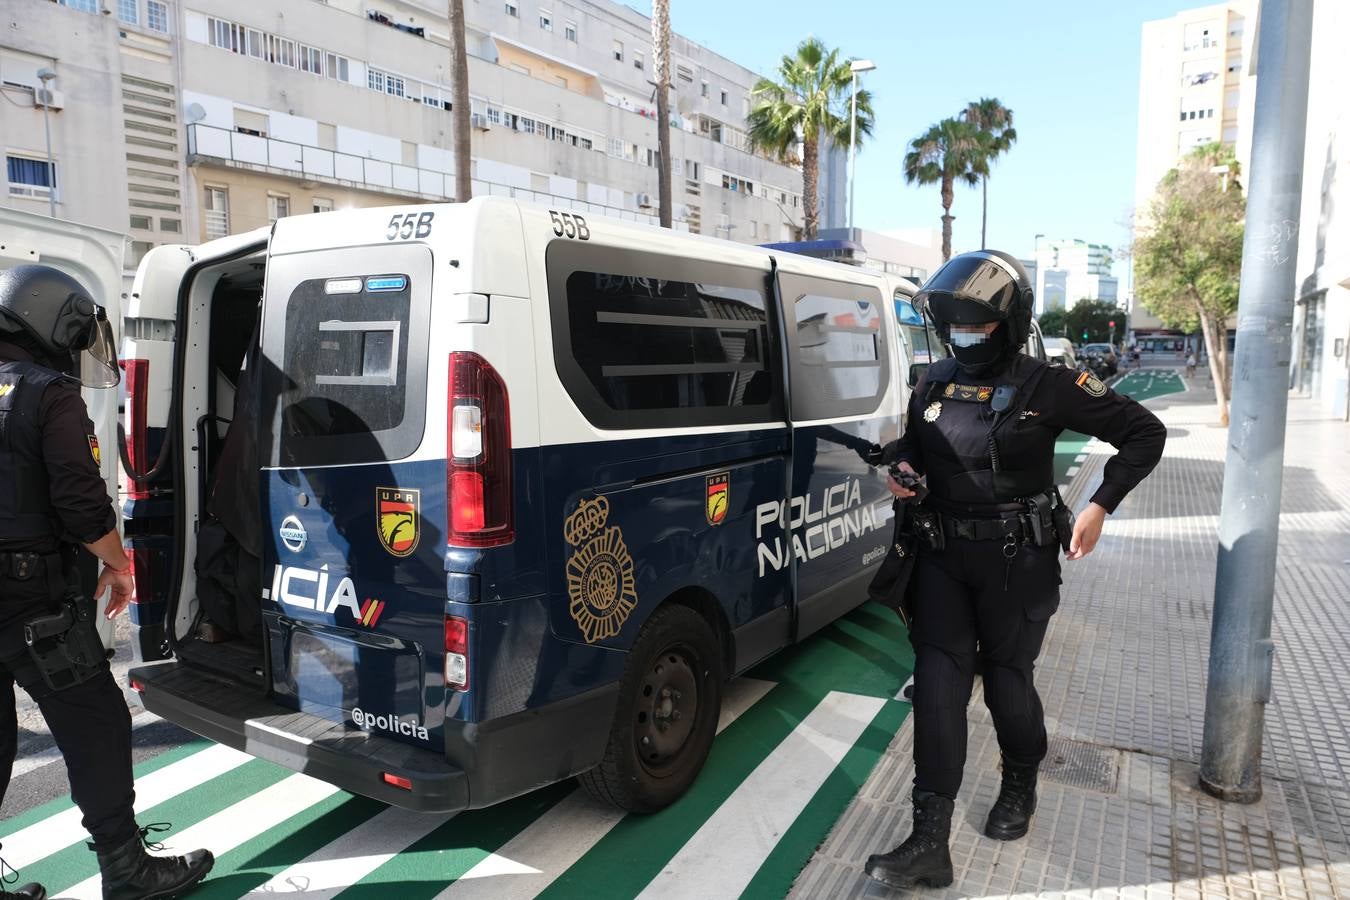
(1082, 330, 1090, 340)
(1108, 319, 1116, 328)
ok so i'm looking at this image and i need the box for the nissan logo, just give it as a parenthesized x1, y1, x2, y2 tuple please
(279, 515, 307, 553)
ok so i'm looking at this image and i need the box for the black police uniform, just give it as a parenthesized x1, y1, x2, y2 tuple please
(888, 352, 1166, 800)
(0, 339, 138, 847)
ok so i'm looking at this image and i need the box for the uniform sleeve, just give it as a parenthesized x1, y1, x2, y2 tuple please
(1047, 370, 1167, 514)
(39, 384, 118, 543)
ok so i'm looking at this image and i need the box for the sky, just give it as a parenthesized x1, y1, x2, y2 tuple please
(626, 0, 1202, 265)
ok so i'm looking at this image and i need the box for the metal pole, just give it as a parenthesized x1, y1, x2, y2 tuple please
(40, 89, 55, 218)
(847, 71, 857, 232)
(1199, 0, 1314, 803)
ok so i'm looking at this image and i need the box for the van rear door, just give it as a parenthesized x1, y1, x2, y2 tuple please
(255, 242, 446, 748)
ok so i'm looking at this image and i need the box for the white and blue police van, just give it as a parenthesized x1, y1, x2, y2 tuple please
(107, 197, 935, 814)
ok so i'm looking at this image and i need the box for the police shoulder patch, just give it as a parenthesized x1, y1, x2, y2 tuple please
(1075, 371, 1107, 398)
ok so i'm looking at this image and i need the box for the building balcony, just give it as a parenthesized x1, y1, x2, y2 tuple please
(187, 123, 458, 201)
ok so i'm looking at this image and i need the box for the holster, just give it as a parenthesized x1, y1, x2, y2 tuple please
(22, 557, 105, 693)
(912, 506, 945, 553)
(1051, 490, 1076, 553)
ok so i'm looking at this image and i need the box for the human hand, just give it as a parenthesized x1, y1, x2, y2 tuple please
(97, 566, 135, 618)
(886, 461, 920, 499)
(1065, 502, 1107, 560)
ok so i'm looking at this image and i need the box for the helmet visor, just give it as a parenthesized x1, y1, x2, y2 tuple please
(912, 254, 1022, 326)
(78, 316, 120, 388)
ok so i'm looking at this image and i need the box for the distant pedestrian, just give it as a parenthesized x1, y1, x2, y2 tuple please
(1186, 351, 1197, 378)
(1131, 348, 1141, 369)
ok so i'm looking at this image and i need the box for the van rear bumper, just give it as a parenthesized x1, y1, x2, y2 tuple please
(128, 660, 469, 812)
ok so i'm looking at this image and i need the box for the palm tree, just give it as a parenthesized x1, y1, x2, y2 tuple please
(902, 117, 987, 261)
(651, 0, 672, 228)
(962, 97, 1017, 249)
(747, 38, 873, 240)
(448, 0, 471, 201)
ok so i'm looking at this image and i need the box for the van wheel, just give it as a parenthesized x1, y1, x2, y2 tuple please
(580, 604, 723, 814)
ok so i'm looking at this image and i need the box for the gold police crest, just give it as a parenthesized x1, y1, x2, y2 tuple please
(564, 496, 638, 644)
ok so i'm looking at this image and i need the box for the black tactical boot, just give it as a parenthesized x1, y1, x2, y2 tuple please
(92, 824, 214, 900)
(864, 789, 955, 889)
(0, 842, 46, 900)
(984, 755, 1039, 840)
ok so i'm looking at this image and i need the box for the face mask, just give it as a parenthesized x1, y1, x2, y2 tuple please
(949, 327, 995, 348)
(949, 323, 1009, 373)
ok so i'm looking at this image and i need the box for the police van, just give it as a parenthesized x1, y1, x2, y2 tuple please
(107, 198, 932, 814)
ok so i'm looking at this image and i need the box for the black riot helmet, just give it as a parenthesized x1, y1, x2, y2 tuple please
(0, 264, 120, 387)
(912, 249, 1035, 350)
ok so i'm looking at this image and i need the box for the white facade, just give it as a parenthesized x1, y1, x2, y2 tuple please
(1026, 238, 1119, 315)
(3, 0, 828, 257)
(1292, 0, 1350, 418)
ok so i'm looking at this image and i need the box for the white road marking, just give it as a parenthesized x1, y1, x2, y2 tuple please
(248, 805, 450, 897)
(0, 742, 251, 870)
(1065, 466, 1080, 478)
(60, 773, 341, 899)
(1074, 454, 1087, 463)
(635, 691, 887, 899)
(438, 677, 778, 900)
(11, 712, 159, 780)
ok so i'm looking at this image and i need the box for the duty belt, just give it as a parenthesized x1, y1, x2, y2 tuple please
(941, 514, 1031, 543)
(0, 551, 58, 580)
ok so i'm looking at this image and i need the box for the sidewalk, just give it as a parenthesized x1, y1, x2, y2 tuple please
(792, 372, 1350, 898)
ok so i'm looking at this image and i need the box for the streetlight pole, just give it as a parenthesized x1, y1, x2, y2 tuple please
(36, 68, 56, 218)
(846, 59, 875, 233)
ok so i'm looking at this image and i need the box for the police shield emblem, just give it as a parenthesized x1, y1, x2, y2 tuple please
(377, 487, 420, 557)
(706, 472, 730, 526)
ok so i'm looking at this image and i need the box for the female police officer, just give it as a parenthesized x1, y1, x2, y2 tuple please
(864, 251, 1165, 889)
(0, 265, 213, 900)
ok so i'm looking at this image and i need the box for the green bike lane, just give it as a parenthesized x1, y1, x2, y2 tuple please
(2, 603, 914, 899)
(1053, 369, 1184, 487)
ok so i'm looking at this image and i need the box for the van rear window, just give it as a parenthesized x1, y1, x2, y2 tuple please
(264, 268, 429, 467)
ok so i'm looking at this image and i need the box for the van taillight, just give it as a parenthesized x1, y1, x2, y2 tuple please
(447, 352, 513, 547)
(120, 359, 150, 499)
(444, 615, 469, 691)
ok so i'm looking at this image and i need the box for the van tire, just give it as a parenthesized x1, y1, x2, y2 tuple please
(580, 604, 723, 814)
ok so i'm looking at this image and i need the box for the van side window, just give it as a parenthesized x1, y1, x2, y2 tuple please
(548, 243, 780, 429)
(783, 276, 888, 420)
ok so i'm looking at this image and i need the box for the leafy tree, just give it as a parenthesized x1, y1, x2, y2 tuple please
(962, 98, 1017, 250)
(651, 0, 672, 228)
(747, 38, 873, 240)
(903, 117, 987, 261)
(1134, 143, 1244, 424)
(1037, 309, 1068, 338)
(1065, 300, 1126, 345)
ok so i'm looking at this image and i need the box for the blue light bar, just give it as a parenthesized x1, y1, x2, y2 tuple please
(366, 275, 408, 292)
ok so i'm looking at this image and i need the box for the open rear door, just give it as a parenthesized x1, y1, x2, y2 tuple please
(0, 209, 128, 648)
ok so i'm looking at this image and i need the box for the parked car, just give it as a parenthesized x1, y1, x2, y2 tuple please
(1081, 343, 1119, 374)
(1043, 336, 1078, 369)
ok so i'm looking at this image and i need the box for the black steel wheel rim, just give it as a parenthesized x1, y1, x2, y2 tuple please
(633, 642, 701, 776)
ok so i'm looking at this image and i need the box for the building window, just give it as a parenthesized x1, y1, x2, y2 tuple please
(6, 155, 56, 199)
(299, 45, 323, 75)
(264, 34, 296, 67)
(268, 194, 290, 222)
(312, 198, 333, 213)
(677, 65, 693, 83)
(58, 0, 98, 12)
(146, 0, 168, 33)
(504, 2, 518, 17)
(118, 0, 139, 25)
(130, 214, 152, 230)
(701, 81, 708, 98)
(160, 217, 181, 232)
(613, 40, 623, 62)
(539, 11, 552, 31)
(204, 187, 229, 239)
(720, 90, 728, 105)
(579, 137, 593, 151)
(486, 105, 501, 126)
(209, 18, 245, 53)
(368, 67, 406, 98)
(325, 52, 350, 82)
(633, 52, 644, 71)
(565, 21, 577, 41)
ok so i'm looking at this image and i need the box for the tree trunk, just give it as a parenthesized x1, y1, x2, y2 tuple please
(980, 175, 988, 250)
(939, 175, 955, 261)
(802, 134, 819, 240)
(1197, 305, 1230, 426)
(652, 0, 672, 228)
(448, 0, 472, 202)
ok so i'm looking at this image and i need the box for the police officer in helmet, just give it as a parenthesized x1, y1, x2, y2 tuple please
(0, 266, 214, 900)
(864, 251, 1165, 889)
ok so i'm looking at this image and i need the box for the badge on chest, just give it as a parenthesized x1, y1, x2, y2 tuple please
(940, 383, 994, 403)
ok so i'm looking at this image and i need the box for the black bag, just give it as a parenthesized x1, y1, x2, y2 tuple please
(867, 500, 920, 628)
(195, 518, 262, 640)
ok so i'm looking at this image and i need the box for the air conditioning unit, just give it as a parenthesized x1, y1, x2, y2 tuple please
(636, 192, 653, 208)
(471, 113, 490, 130)
(35, 88, 65, 111)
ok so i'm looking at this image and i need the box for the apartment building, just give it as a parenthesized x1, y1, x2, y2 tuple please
(2, 0, 815, 262)
(1023, 237, 1118, 317)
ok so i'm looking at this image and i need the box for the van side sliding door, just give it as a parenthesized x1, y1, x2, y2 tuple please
(776, 272, 900, 641)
